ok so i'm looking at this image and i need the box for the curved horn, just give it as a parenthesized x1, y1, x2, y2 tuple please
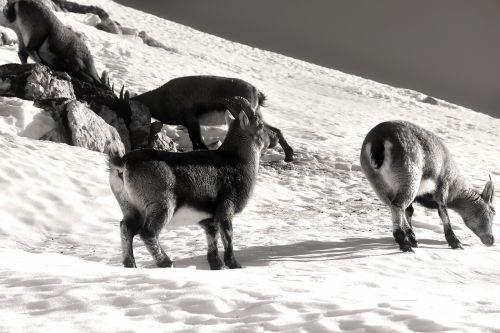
(220, 96, 254, 118)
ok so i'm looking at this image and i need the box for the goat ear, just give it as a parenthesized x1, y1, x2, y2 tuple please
(225, 110, 235, 127)
(239, 111, 250, 129)
(481, 177, 495, 204)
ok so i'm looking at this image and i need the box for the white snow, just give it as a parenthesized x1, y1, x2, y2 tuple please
(0, 1, 499, 332)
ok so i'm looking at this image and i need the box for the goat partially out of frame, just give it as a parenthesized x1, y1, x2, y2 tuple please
(129, 75, 294, 162)
(108, 97, 267, 270)
(360, 121, 496, 252)
(3, 0, 106, 88)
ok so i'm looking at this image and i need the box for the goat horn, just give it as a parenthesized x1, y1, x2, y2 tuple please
(222, 96, 254, 118)
(119, 86, 125, 100)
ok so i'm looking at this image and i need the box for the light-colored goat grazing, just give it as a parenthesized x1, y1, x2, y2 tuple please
(360, 121, 495, 252)
(108, 97, 267, 269)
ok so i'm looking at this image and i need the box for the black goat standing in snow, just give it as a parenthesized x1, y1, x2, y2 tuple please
(126, 75, 294, 162)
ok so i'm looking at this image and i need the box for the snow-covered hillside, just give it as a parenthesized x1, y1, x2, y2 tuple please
(1, 1, 499, 332)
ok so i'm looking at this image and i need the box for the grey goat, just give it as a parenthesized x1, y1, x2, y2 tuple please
(109, 97, 267, 269)
(360, 121, 495, 252)
(3, 0, 105, 87)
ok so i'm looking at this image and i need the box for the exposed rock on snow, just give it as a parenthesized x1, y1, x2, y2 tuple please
(148, 121, 177, 151)
(422, 95, 439, 105)
(52, 0, 122, 34)
(0, 63, 75, 100)
(25, 65, 76, 100)
(66, 100, 125, 154)
(96, 105, 131, 151)
(138, 30, 179, 53)
(0, 63, 155, 152)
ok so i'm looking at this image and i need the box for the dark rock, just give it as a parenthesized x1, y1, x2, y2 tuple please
(422, 96, 438, 105)
(96, 18, 122, 34)
(52, 0, 108, 18)
(97, 105, 131, 151)
(129, 100, 151, 149)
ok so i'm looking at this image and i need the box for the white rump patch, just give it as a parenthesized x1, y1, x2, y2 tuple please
(168, 206, 212, 228)
(417, 179, 436, 196)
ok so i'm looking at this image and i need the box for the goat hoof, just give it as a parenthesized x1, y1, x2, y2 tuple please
(123, 259, 137, 268)
(399, 243, 414, 253)
(284, 155, 294, 163)
(408, 235, 418, 248)
(209, 263, 224, 270)
(225, 260, 242, 269)
(208, 257, 225, 270)
(450, 241, 463, 250)
(157, 258, 174, 268)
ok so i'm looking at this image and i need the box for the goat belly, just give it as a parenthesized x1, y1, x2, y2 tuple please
(168, 206, 213, 228)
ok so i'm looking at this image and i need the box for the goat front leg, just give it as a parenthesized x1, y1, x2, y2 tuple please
(13, 31, 29, 64)
(215, 201, 241, 269)
(264, 122, 294, 162)
(17, 44, 29, 64)
(437, 205, 463, 249)
(199, 218, 224, 270)
(24, 34, 48, 65)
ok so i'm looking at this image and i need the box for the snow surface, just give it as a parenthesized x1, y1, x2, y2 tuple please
(1, 1, 500, 332)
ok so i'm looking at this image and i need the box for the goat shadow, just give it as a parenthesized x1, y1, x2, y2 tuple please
(172, 236, 451, 270)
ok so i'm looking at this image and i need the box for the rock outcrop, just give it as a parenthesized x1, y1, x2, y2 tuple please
(0, 63, 167, 154)
(66, 101, 125, 154)
(149, 122, 177, 152)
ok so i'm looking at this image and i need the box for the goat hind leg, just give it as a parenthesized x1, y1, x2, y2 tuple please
(405, 204, 418, 247)
(120, 214, 142, 268)
(140, 204, 173, 267)
(264, 122, 294, 162)
(390, 205, 414, 252)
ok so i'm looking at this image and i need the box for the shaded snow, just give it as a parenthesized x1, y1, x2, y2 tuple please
(0, 1, 499, 332)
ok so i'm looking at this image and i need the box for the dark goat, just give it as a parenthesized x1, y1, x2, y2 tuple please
(3, 0, 106, 88)
(108, 97, 266, 270)
(131, 75, 294, 162)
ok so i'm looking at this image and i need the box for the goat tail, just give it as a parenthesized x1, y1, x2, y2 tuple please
(258, 91, 267, 107)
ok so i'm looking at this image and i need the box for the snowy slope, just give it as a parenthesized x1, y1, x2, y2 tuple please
(1, 1, 499, 332)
